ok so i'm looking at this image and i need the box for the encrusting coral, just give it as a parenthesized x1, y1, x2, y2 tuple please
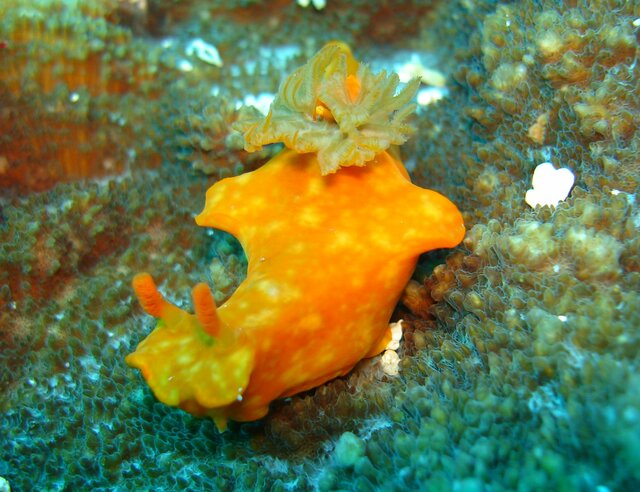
(127, 42, 464, 430)
(3, 1, 639, 490)
(168, 89, 273, 178)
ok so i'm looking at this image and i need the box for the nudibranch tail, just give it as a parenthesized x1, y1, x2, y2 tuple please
(192, 282, 221, 337)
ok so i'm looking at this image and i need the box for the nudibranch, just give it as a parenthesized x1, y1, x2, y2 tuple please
(126, 42, 465, 431)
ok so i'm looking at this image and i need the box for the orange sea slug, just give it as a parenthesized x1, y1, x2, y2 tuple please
(126, 42, 465, 431)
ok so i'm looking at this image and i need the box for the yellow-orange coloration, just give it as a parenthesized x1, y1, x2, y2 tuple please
(345, 74, 362, 102)
(126, 149, 464, 430)
(126, 42, 465, 431)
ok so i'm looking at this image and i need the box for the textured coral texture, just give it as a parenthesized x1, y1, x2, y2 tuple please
(1, 0, 639, 490)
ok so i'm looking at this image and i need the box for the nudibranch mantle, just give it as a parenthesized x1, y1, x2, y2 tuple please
(126, 43, 465, 431)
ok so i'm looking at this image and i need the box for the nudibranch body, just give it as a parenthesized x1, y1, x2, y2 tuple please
(126, 43, 465, 431)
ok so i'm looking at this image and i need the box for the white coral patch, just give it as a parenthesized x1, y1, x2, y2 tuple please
(416, 86, 448, 106)
(394, 54, 446, 86)
(380, 350, 400, 376)
(380, 320, 404, 376)
(0, 476, 10, 492)
(296, 0, 326, 9)
(185, 38, 223, 67)
(385, 320, 404, 351)
(240, 93, 276, 115)
(525, 162, 575, 208)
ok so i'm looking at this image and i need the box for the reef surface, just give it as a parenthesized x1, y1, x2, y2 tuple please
(1, 1, 639, 490)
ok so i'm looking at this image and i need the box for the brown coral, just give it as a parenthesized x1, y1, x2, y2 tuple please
(0, 0, 164, 192)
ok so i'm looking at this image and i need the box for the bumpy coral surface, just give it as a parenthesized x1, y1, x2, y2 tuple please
(0, 0, 166, 191)
(1, 0, 639, 490)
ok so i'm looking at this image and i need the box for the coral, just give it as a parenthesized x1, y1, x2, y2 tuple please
(145, 0, 441, 46)
(333, 431, 366, 468)
(167, 89, 274, 178)
(1, 0, 639, 490)
(237, 42, 420, 174)
(0, 0, 167, 191)
(525, 162, 575, 208)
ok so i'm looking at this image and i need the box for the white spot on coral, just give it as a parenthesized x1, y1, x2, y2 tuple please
(296, 0, 326, 9)
(394, 54, 447, 86)
(416, 86, 448, 106)
(528, 384, 567, 418)
(380, 321, 404, 376)
(611, 189, 636, 206)
(239, 93, 275, 115)
(177, 59, 194, 72)
(185, 38, 223, 67)
(525, 162, 575, 208)
(0, 476, 10, 492)
(613, 191, 640, 229)
(385, 320, 403, 351)
(380, 350, 401, 376)
(161, 38, 174, 49)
